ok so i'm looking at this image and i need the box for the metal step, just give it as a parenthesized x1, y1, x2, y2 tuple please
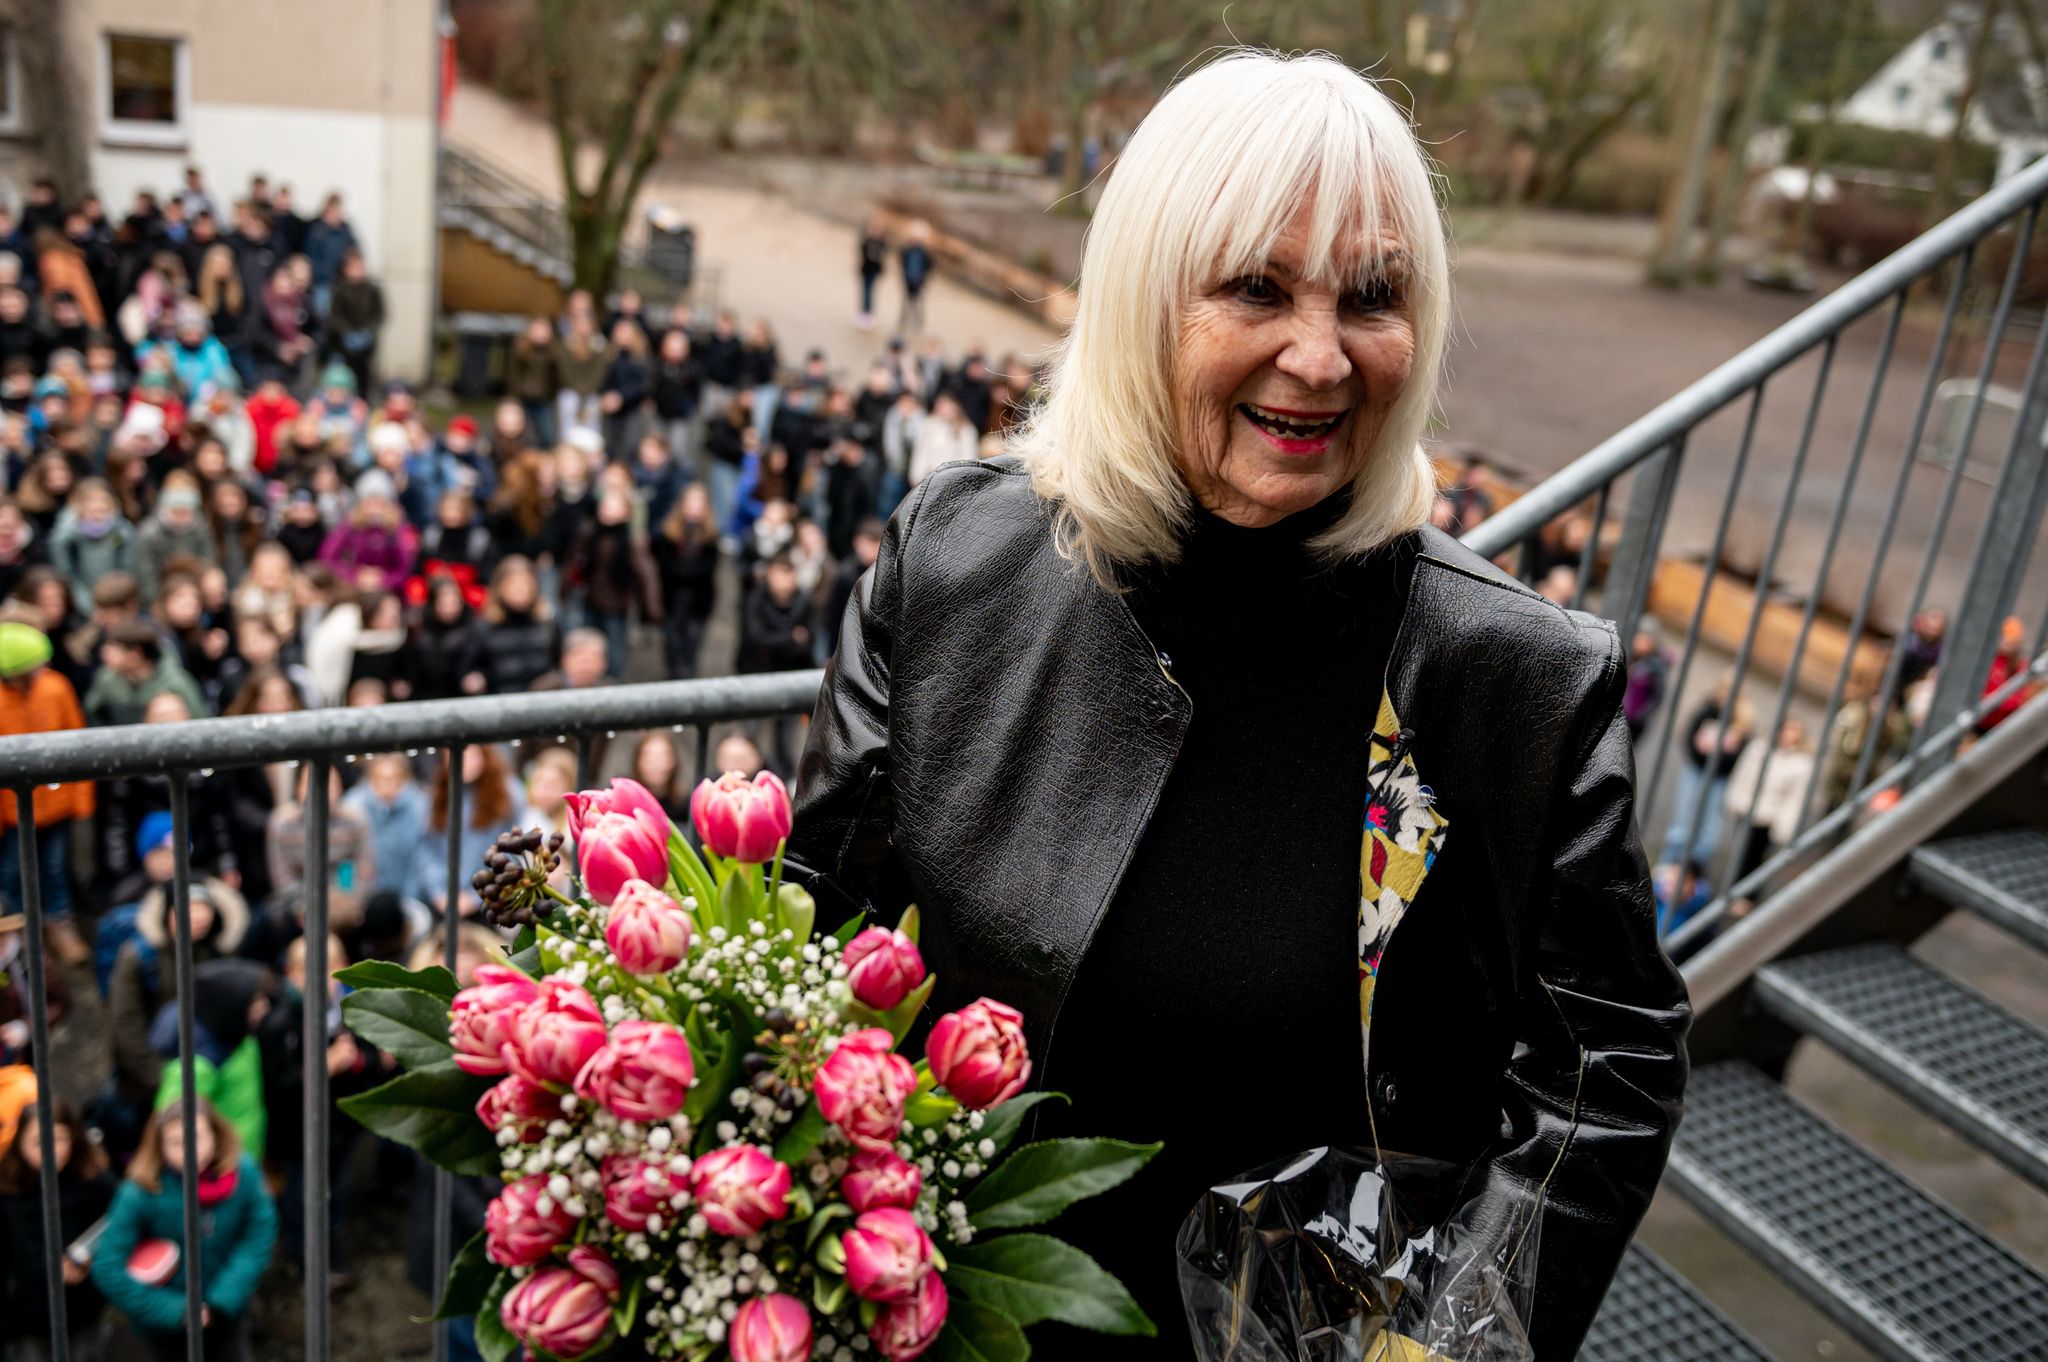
(1909, 829, 2048, 954)
(1755, 943, 2048, 1192)
(1667, 1062, 2048, 1362)
(1581, 1245, 1775, 1362)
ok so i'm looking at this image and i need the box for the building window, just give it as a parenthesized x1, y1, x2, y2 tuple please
(1933, 37, 1950, 60)
(100, 33, 187, 146)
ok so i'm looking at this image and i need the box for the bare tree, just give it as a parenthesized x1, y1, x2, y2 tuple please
(1494, 0, 1664, 208)
(1650, 0, 1740, 287)
(1926, 0, 1999, 228)
(533, 0, 756, 293)
(8, 0, 88, 198)
(1696, 0, 1788, 283)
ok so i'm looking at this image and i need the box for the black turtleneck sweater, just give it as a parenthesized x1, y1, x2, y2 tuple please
(1036, 491, 1411, 1358)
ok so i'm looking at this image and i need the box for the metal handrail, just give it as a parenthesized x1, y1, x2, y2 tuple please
(0, 672, 823, 785)
(1465, 152, 2048, 560)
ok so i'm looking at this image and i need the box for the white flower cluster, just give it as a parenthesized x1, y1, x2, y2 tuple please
(898, 1107, 991, 1247)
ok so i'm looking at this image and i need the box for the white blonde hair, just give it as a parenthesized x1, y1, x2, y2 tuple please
(1012, 50, 1449, 587)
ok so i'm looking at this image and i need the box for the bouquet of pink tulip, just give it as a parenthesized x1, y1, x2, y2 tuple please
(337, 771, 1158, 1362)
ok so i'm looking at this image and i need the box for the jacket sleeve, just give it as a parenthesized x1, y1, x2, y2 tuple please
(203, 1155, 277, 1316)
(91, 1181, 188, 1333)
(1487, 625, 1691, 1359)
(786, 483, 927, 932)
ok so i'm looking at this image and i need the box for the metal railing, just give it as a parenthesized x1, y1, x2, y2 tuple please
(1467, 152, 2048, 958)
(1, 674, 818, 1362)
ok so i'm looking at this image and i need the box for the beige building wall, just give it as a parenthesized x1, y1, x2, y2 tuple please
(8, 0, 439, 377)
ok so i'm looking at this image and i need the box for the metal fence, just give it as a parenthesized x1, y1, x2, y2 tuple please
(1, 674, 817, 1362)
(1468, 152, 2048, 959)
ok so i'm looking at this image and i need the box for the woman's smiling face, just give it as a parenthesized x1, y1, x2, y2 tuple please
(1173, 201, 1416, 526)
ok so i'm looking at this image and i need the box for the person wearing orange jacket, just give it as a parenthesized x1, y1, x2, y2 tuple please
(0, 622, 93, 965)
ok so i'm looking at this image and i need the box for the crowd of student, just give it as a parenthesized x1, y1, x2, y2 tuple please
(0, 164, 1042, 1362)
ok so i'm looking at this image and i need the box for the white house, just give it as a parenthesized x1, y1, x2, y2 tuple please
(1838, 2, 2048, 182)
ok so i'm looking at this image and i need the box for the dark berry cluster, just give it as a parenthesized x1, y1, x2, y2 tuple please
(472, 827, 568, 928)
(741, 1007, 819, 1110)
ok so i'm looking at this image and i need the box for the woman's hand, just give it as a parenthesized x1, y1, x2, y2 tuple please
(462, 672, 487, 695)
(327, 1033, 361, 1076)
(61, 1256, 88, 1286)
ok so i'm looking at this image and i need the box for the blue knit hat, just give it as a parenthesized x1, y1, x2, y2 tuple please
(137, 810, 176, 861)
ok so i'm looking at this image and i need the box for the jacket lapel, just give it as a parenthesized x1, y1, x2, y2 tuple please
(1358, 673, 1450, 1073)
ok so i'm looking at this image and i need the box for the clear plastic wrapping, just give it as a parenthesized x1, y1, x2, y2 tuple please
(1178, 1145, 1541, 1362)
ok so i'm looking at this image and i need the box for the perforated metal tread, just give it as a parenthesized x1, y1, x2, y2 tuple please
(1667, 1062, 2048, 1362)
(1755, 943, 2048, 1192)
(1580, 1245, 1775, 1362)
(1909, 829, 2048, 954)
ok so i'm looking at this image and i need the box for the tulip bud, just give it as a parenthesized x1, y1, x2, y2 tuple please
(499, 1245, 619, 1359)
(449, 964, 539, 1076)
(842, 1207, 934, 1303)
(730, 1292, 814, 1362)
(840, 1147, 922, 1213)
(870, 1268, 949, 1361)
(812, 1028, 916, 1151)
(690, 770, 793, 863)
(843, 926, 926, 1011)
(577, 809, 669, 906)
(688, 1144, 794, 1237)
(926, 998, 1032, 1110)
(575, 1020, 696, 1122)
(483, 1174, 576, 1268)
(475, 1075, 559, 1145)
(600, 1154, 689, 1232)
(565, 776, 671, 845)
(604, 879, 693, 974)
(505, 977, 607, 1088)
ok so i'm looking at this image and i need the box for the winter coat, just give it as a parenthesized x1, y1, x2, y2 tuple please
(84, 657, 208, 727)
(317, 521, 419, 593)
(407, 615, 486, 701)
(105, 878, 250, 1108)
(0, 1167, 116, 1341)
(0, 669, 93, 828)
(569, 522, 663, 622)
(340, 780, 432, 902)
(479, 611, 560, 694)
(92, 1155, 276, 1335)
(133, 516, 219, 602)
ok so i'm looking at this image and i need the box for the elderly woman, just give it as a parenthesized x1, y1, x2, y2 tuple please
(789, 51, 1687, 1360)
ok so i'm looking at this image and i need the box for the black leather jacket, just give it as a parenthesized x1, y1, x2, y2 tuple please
(790, 457, 1690, 1359)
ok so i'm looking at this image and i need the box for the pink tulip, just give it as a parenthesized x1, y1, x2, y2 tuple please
(500, 1245, 619, 1359)
(566, 776, 671, 844)
(448, 964, 539, 1076)
(843, 927, 926, 1011)
(690, 770, 793, 863)
(475, 1075, 559, 1144)
(813, 1028, 916, 1151)
(870, 1268, 949, 1361)
(605, 878, 693, 974)
(505, 978, 608, 1088)
(688, 1145, 793, 1237)
(483, 1174, 576, 1268)
(926, 998, 1032, 1110)
(577, 809, 670, 906)
(600, 1154, 689, 1232)
(840, 1147, 922, 1213)
(575, 1020, 695, 1122)
(729, 1293, 814, 1362)
(842, 1207, 934, 1304)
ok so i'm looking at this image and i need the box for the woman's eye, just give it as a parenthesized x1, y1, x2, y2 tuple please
(1345, 280, 1398, 313)
(1230, 275, 1280, 305)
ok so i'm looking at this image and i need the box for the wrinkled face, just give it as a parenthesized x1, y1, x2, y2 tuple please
(1173, 198, 1417, 527)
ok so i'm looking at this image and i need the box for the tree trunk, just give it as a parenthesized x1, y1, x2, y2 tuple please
(1055, 90, 1091, 214)
(1696, 0, 1786, 283)
(14, 0, 89, 198)
(1927, 0, 1998, 228)
(1650, 0, 1739, 288)
(569, 201, 623, 296)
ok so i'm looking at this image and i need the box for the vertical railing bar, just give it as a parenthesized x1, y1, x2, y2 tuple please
(304, 761, 332, 1362)
(1848, 203, 2039, 804)
(13, 788, 70, 1362)
(576, 734, 598, 791)
(1642, 389, 1767, 862)
(1794, 270, 1974, 838)
(1679, 333, 1843, 876)
(1623, 437, 1685, 641)
(695, 724, 712, 785)
(1514, 534, 1538, 585)
(1728, 291, 1904, 895)
(1917, 294, 2048, 756)
(167, 776, 203, 1362)
(432, 741, 467, 1362)
(1568, 481, 1611, 613)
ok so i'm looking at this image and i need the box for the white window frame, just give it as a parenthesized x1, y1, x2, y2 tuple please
(98, 31, 189, 149)
(0, 26, 22, 136)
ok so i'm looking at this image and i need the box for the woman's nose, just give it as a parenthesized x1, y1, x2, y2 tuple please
(1274, 310, 1353, 390)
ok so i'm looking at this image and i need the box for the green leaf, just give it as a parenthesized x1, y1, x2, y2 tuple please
(475, 1271, 518, 1362)
(343, 987, 456, 1072)
(803, 1201, 852, 1251)
(904, 1089, 959, 1128)
(846, 974, 937, 1046)
(338, 1061, 499, 1175)
(775, 883, 816, 945)
(965, 1139, 1161, 1231)
(896, 903, 921, 946)
(976, 1092, 1067, 1158)
(510, 923, 537, 955)
(930, 1300, 1030, 1362)
(773, 1102, 830, 1166)
(684, 1004, 747, 1146)
(667, 829, 718, 923)
(719, 866, 756, 935)
(945, 1234, 1154, 1336)
(334, 960, 458, 1001)
(832, 917, 864, 947)
(434, 1232, 496, 1321)
(811, 1270, 849, 1317)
